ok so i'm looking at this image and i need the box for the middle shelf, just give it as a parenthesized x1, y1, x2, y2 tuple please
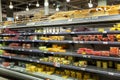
(1, 47, 120, 62)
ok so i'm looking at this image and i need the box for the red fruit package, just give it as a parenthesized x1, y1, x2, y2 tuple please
(110, 47, 119, 56)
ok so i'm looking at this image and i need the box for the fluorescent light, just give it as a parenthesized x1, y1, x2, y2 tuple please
(66, 0, 70, 2)
(26, 6, 29, 11)
(36, 1, 40, 7)
(9, 2, 13, 9)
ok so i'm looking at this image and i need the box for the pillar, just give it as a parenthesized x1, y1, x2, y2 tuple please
(98, 0, 107, 6)
(44, 0, 49, 15)
(0, 0, 2, 22)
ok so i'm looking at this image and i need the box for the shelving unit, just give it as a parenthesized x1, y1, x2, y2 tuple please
(1, 15, 120, 80)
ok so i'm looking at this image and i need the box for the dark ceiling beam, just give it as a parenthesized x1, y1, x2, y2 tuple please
(13, 0, 37, 7)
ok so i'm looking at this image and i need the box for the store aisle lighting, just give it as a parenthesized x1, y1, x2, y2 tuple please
(88, 0, 93, 8)
(26, 6, 29, 11)
(36, 1, 40, 7)
(56, 7, 59, 11)
(16, 16, 19, 20)
(9, 1, 14, 9)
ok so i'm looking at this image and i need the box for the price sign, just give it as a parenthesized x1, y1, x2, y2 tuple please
(68, 19, 73, 22)
(54, 62, 60, 67)
(29, 50, 32, 52)
(37, 60, 40, 63)
(26, 22, 35, 26)
(68, 41, 72, 43)
(81, 68, 86, 71)
(79, 41, 84, 43)
(108, 72, 114, 75)
(103, 42, 108, 44)
(30, 59, 33, 62)
(83, 55, 87, 58)
(51, 52, 54, 54)
(103, 31, 107, 34)
(9, 56, 12, 59)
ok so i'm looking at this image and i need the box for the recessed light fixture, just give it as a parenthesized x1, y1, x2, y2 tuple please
(36, 1, 40, 7)
(9, 1, 13, 9)
(88, 0, 93, 8)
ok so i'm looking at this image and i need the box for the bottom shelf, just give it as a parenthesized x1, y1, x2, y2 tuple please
(0, 66, 42, 80)
(0, 65, 76, 80)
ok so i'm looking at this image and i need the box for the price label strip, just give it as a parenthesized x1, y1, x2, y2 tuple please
(54, 62, 60, 67)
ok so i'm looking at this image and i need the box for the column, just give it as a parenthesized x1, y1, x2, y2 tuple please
(98, 0, 107, 6)
(0, 0, 2, 22)
(44, 0, 49, 15)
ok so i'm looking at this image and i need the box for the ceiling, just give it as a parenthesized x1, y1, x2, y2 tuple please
(1, 0, 120, 14)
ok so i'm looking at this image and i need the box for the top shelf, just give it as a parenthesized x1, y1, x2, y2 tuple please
(2, 15, 120, 29)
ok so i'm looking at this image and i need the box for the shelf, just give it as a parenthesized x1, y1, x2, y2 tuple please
(1, 40, 120, 45)
(0, 55, 120, 78)
(0, 65, 75, 80)
(1, 47, 120, 62)
(2, 15, 120, 29)
(1, 31, 120, 36)
(0, 67, 41, 80)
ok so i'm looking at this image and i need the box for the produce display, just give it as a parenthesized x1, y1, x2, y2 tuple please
(39, 44, 66, 53)
(49, 5, 120, 21)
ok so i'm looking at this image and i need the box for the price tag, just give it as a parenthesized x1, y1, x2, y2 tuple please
(26, 22, 35, 26)
(18, 49, 21, 51)
(45, 41, 48, 42)
(28, 33, 31, 35)
(88, 56, 91, 58)
(44, 52, 47, 53)
(3, 26, 6, 28)
(81, 68, 86, 71)
(37, 60, 40, 63)
(79, 41, 84, 43)
(21, 49, 24, 51)
(103, 31, 107, 34)
(55, 33, 58, 34)
(51, 52, 54, 54)
(29, 50, 32, 52)
(68, 19, 73, 22)
(43, 33, 46, 34)
(19, 40, 21, 42)
(83, 55, 87, 58)
(30, 59, 33, 62)
(103, 42, 108, 44)
(54, 62, 60, 67)
(68, 41, 72, 43)
(32, 40, 35, 42)
(11, 48, 14, 50)
(9, 56, 12, 59)
(74, 41, 79, 43)
(108, 72, 114, 75)
(71, 32, 75, 34)
(52, 33, 54, 34)
(22, 40, 25, 41)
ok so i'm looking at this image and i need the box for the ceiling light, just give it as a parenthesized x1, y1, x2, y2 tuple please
(88, 0, 93, 8)
(56, 7, 59, 11)
(44, 0, 49, 6)
(26, 6, 29, 11)
(36, 1, 40, 7)
(9, 1, 13, 9)
(66, 0, 70, 2)
(16, 16, 19, 20)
